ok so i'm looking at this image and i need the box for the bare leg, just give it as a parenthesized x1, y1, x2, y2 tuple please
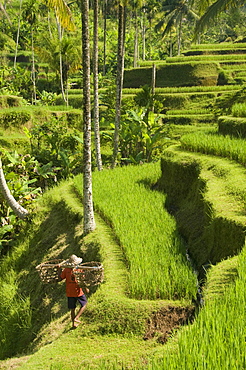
(74, 304, 87, 324)
(71, 308, 76, 327)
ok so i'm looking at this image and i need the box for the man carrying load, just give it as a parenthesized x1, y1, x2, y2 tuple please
(59, 254, 89, 329)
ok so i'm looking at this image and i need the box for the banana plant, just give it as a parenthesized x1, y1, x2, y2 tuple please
(120, 108, 167, 164)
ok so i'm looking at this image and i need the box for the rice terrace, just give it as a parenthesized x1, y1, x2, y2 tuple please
(0, 1, 246, 369)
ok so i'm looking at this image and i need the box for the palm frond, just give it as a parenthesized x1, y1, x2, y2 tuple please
(47, 0, 75, 31)
(155, 19, 165, 33)
(194, 0, 245, 37)
(162, 16, 176, 38)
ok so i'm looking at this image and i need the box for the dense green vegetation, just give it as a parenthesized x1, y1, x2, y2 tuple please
(0, 0, 246, 368)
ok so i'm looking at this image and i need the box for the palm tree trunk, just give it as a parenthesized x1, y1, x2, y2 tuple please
(0, 2, 12, 25)
(31, 28, 37, 105)
(133, 9, 138, 68)
(177, 17, 182, 56)
(81, 0, 96, 234)
(93, 0, 103, 171)
(142, 8, 146, 61)
(151, 63, 156, 112)
(103, 0, 107, 75)
(14, 0, 23, 68)
(0, 157, 28, 220)
(56, 15, 68, 106)
(111, 4, 126, 168)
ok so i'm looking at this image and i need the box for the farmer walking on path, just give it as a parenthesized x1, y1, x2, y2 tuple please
(59, 254, 89, 329)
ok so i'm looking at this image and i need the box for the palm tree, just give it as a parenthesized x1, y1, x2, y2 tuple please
(47, 0, 75, 31)
(0, 157, 28, 220)
(81, 0, 96, 234)
(111, 2, 126, 168)
(194, 0, 246, 36)
(155, 0, 198, 55)
(0, 0, 76, 220)
(93, 0, 103, 171)
(22, 0, 39, 104)
(103, 0, 108, 75)
(14, 0, 23, 68)
(37, 32, 81, 104)
(0, 1, 11, 24)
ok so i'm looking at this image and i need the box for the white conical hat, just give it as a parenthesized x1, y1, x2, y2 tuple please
(64, 254, 83, 266)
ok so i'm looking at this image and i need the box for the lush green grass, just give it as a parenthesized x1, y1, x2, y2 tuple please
(74, 163, 197, 301)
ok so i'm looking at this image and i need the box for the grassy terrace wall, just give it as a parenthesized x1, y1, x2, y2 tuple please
(0, 95, 25, 108)
(158, 146, 246, 278)
(124, 62, 219, 88)
(0, 106, 82, 130)
(218, 116, 246, 138)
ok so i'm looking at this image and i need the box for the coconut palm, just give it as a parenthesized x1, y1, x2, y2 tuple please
(22, 0, 39, 104)
(14, 0, 23, 68)
(155, 0, 198, 55)
(194, 0, 246, 36)
(0, 0, 75, 221)
(81, 0, 96, 234)
(47, 0, 75, 31)
(37, 33, 81, 103)
(0, 1, 11, 24)
(49, 0, 96, 234)
(0, 157, 28, 220)
(111, 1, 126, 168)
(93, 0, 103, 171)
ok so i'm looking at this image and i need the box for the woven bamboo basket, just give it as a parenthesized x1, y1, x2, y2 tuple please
(73, 261, 104, 287)
(36, 259, 64, 283)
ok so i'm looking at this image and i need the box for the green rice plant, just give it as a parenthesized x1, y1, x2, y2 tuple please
(67, 89, 82, 95)
(231, 102, 246, 117)
(74, 163, 197, 301)
(235, 71, 246, 77)
(166, 54, 246, 64)
(189, 43, 246, 50)
(164, 114, 213, 125)
(138, 60, 167, 67)
(123, 85, 240, 96)
(180, 130, 246, 166)
(43, 105, 75, 111)
(167, 109, 211, 115)
(221, 63, 246, 71)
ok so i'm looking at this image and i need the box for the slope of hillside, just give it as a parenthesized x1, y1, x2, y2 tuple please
(0, 169, 196, 369)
